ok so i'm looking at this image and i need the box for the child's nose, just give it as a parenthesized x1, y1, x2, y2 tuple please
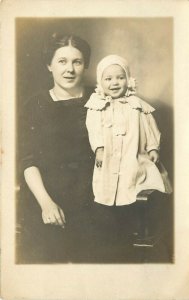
(112, 78, 119, 85)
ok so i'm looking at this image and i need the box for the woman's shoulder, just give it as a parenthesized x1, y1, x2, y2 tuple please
(127, 95, 155, 114)
(23, 90, 51, 109)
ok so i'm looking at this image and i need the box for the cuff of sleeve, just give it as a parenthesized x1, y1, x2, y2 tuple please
(22, 155, 39, 172)
(92, 144, 104, 153)
(146, 145, 160, 153)
(95, 146, 104, 154)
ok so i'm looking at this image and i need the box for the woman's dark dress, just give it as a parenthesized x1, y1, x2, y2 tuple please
(17, 88, 94, 263)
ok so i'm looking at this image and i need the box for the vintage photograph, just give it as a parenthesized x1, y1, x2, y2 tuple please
(2, 1, 189, 299)
(16, 17, 174, 264)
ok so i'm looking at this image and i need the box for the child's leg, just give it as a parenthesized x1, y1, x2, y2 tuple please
(90, 202, 119, 262)
(90, 202, 139, 262)
(91, 202, 117, 243)
(115, 203, 138, 239)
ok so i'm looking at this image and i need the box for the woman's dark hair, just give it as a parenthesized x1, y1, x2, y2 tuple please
(43, 33, 91, 68)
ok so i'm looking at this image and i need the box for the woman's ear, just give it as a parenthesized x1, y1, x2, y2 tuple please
(47, 64, 52, 72)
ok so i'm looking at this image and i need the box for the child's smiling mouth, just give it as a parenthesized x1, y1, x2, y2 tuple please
(110, 87, 121, 91)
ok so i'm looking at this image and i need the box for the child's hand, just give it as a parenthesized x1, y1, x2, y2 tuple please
(148, 150, 160, 164)
(95, 147, 104, 168)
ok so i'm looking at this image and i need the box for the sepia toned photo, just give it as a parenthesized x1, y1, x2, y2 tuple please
(16, 17, 173, 264)
(1, 1, 189, 299)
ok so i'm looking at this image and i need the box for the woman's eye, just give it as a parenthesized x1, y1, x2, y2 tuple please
(59, 59, 67, 64)
(74, 60, 83, 66)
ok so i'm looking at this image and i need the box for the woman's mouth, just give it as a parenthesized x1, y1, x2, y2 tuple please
(63, 76, 75, 80)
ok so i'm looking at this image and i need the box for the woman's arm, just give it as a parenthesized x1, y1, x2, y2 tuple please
(24, 166, 66, 227)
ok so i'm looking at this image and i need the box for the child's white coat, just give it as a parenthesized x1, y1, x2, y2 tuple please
(85, 94, 172, 206)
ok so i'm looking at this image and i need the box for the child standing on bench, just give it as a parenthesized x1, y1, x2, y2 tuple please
(85, 55, 172, 257)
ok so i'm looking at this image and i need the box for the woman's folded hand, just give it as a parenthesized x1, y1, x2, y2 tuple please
(41, 199, 66, 228)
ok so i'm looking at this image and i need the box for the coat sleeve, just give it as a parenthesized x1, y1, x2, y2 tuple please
(86, 109, 104, 153)
(141, 112, 161, 152)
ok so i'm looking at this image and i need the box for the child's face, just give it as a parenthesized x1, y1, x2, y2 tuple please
(101, 64, 127, 99)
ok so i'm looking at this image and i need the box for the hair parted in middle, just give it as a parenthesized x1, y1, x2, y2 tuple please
(43, 33, 91, 68)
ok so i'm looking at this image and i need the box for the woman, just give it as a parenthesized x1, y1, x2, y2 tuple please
(17, 33, 94, 263)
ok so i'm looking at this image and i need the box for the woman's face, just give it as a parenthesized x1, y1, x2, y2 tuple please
(48, 46, 85, 91)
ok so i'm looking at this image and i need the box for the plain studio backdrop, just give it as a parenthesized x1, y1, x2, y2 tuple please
(16, 17, 173, 181)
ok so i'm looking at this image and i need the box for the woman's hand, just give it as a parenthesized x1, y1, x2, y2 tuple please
(148, 150, 160, 164)
(24, 166, 66, 228)
(95, 147, 104, 168)
(41, 199, 66, 228)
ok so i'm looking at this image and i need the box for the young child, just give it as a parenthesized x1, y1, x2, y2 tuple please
(85, 55, 172, 258)
(85, 55, 172, 209)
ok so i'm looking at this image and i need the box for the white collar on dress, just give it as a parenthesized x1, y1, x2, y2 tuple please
(49, 89, 83, 101)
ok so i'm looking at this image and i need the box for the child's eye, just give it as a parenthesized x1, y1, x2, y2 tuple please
(119, 76, 126, 80)
(105, 77, 111, 81)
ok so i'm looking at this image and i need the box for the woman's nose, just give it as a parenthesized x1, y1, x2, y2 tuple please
(66, 62, 74, 73)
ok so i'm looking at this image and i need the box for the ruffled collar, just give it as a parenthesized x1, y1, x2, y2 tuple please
(85, 93, 155, 114)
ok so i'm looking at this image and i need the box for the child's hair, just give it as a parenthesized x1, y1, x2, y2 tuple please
(96, 54, 136, 97)
(43, 33, 91, 68)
